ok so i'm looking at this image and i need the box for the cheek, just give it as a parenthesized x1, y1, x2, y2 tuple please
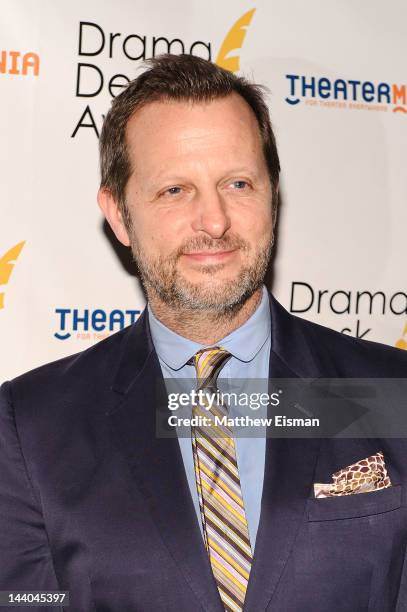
(234, 206, 272, 240)
(134, 209, 190, 251)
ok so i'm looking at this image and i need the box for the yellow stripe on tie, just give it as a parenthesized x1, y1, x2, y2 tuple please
(209, 555, 247, 593)
(197, 461, 243, 507)
(198, 350, 218, 377)
(207, 537, 250, 580)
(217, 586, 242, 612)
(200, 480, 246, 525)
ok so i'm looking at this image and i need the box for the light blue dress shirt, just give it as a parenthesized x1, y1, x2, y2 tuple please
(148, 285, 271, 547)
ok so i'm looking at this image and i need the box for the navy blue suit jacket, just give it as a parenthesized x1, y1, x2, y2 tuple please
(1, 292, 407, 611)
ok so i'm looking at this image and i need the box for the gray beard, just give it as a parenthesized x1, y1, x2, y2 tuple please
(129, 232, 273, 316)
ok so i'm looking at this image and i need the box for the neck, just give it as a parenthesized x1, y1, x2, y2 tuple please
(148, 288, 263, 345)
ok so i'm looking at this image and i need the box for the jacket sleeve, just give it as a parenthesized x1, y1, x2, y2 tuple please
(0, 381, 61, 608)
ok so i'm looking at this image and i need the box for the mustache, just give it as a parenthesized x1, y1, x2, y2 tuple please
(175, 234, 250, 258)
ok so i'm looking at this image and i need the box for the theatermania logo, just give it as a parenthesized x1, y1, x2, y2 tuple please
(53, 307, 141, 341)
(0, 51, 40, 76)
(285, 74, 407, 114)
(0, 241, 25, 310)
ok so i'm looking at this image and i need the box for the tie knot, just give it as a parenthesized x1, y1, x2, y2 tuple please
(189, 347, 231, 389)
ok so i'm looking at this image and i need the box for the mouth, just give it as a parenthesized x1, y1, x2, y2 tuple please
(181, 249, 238, 264)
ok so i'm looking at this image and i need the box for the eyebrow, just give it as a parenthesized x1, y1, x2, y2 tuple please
(148, 167, 262, 187)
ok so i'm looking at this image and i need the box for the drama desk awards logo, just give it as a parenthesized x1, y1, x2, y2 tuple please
(289, 281, 407, 351)
(396, 322, 407, 351)
(215, 8, 256, 72)
(0, 241, 25, 310)
(72, 8, 256, 137)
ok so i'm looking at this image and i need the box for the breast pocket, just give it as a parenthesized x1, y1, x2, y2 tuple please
(307, 484, 402, 522)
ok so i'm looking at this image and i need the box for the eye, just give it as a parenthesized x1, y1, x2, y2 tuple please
(165, 186, 182, 196)
(231, 180, 250, 190)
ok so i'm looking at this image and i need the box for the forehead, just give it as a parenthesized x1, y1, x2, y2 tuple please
(125, 93, 264, 167)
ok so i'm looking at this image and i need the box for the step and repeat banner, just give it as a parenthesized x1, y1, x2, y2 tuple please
(1, 0, 406, 381)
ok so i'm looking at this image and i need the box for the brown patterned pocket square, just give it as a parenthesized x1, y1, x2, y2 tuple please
(314, 451, 392, 498)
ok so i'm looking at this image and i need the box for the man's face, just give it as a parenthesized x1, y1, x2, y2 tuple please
(115, 93, 274, 313)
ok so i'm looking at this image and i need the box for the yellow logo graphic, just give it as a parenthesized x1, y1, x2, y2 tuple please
(0, 241, 25, 309)
(216, 8, 256, 73)
(396, 323, 407, 350)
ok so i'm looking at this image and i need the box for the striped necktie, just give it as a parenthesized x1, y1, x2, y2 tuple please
(190, 347, 253, 612)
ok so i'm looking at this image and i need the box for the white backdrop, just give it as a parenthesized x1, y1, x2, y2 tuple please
(1, 0, 406, 381)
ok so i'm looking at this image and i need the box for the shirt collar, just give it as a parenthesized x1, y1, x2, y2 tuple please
(148, 285, 271, 371)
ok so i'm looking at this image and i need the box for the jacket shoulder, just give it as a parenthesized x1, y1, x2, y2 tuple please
(5, 322, 136, 404)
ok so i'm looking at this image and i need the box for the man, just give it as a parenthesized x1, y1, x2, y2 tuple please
(1, 54, 407, 612)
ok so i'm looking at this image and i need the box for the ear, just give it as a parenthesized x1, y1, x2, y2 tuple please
(97, 188, 131, 247)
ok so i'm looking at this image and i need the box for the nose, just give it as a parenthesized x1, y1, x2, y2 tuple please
(191, 188, 231, 238)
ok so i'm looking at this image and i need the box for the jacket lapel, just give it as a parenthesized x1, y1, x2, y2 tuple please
(107, 310, 224, 612)
(243, 352, 321, 611)
(244, 293, 322, 611)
